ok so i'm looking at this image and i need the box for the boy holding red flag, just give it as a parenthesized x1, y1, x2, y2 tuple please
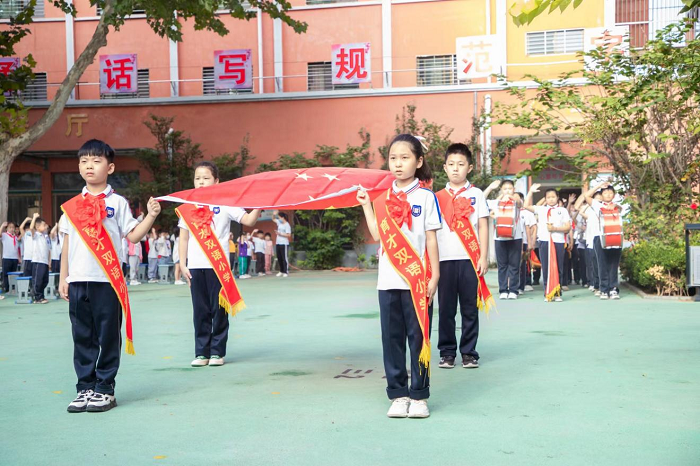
(59, 139, 161, 413)
(435, 143, 492, 370)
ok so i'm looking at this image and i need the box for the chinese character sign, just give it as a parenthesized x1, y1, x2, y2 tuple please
(99, 54, 138, 94)
(332, 42, 371, 85)
(0, 57, 19, 76)
(214, 49, 252, 90)
(456, 35, 504, 80)
(584, 27, 629, 69)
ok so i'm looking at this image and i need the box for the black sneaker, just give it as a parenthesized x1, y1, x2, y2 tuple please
(438, 356, 455, 369)
(67, 389, 94, 413)
(86, 392, 117, 412)
(462, 355, 479, 369)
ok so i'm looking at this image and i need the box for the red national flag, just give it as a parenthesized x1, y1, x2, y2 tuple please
(158, 167, 394, 210)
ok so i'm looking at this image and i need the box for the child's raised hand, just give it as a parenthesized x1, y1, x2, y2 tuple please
(488, 180, 501, 191)
(146, 197, 161, 217)
(356, 189, 370, 206)
(1, 221, 7, 229)
(32, 212, 40, 219)
(530, 183, 541, 193)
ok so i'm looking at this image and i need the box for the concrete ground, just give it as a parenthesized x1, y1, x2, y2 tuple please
(0, 270, 698, 466)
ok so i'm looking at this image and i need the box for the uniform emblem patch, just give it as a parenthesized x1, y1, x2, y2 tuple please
(412, 205, 422, 217)
(213, 207, 221, 214)
(106, 207, 115, 218)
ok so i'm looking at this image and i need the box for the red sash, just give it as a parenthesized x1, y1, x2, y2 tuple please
(495, 199, 518, 239)
(545, 207, 561, 301)
(600, 203, 623, 248)
(435, 187, 495, 314)
(61, 193, 134, 355)
(374, 190, 431, 372)
(176, 204, 245, 316)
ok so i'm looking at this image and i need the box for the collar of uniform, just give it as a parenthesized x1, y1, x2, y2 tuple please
(446, 181, 471, 194)
(82, 184, 113, 198)
(392, 178, 420, 195)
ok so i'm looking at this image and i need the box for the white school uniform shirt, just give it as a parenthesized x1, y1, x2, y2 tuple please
(59, 185, 139, 283)
(147, 237, 158, 259)
(377, 179, 442, 290)
(252, 236, 265, 254)
(520, 209, 537, 246)
(22, 230, 33, 261)
(1, 232, 19, 260)
(575, 214, 587, 249)
(178, 205, 245, 269)
(533, 205, 571, 244)
(436, 182, 489, 262)
(246, 240, 254, 257)
(487, 198, 523, 241)
(50, 236, 62, 261)
(172, 236, 180, 263)
(583, 204, 601, 249)
(591, 200, 622, 249)
(31, 232, 51, 265)
(275, 220, 291, 246)
(121, 238, 129, 264)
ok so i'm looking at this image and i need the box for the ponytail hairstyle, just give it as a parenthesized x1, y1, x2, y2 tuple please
(388, 134, 433, 183)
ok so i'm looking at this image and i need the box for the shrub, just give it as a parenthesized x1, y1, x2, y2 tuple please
(620, 239, 686, 295)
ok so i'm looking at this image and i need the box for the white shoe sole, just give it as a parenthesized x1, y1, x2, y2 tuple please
(208, 360, 224, 366)
(407, 412, 430, 419)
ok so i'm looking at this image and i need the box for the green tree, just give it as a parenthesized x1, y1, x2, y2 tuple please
(492, 20, 700, 241)
(126, 114, 251, 228)
(256, 131, 371, 269)
(0, 0, 306, 222)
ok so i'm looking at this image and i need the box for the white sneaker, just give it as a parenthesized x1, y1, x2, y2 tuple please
(67, 389, 94, 413)
(589, 286, 596, 292)
(407, 399, 430, 418)
(507, 292, 518, 300)
(191, 356, 209, 367)
(610, 290, 620, 300)
(524, 285, 534, 292)
(554, 296, 563, 302)
(282, 273, 288, 277)
(499, 293, 508, 300)
(86, 392, 117, 412)
(174, 280, 186, 285)
(594, 290, 601, 296)
(561, 286, 570, 291)
(387, 397, 410, 418)
(600, 293, 609, 300)
(208, 355, 224, 366)
(276, 272, 283, 277)
(148, 279, 158, 284)
(258, 272, 265, 277)
(129, 280, 141, 286)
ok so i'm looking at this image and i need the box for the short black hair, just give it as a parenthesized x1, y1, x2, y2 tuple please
(35, 217, 46, 225)
(194, 161, 219, 180)
(601, 185, 616, 195)
(78, 139, 115, 163)
(500, 179, 515, 188)
(593, 190, 604, 198)
(444, 143, 473, 165)
(515, 191, 525, 200)
(279, 213, 288, 221)
(544, 188, 559, 199)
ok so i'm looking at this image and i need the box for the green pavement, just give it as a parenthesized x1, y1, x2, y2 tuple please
(0, 271, 699, 466)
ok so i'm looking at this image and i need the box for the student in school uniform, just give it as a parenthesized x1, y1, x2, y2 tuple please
(524, 184, 571, 302)
(0, 221, 20, 298)
(59, 139, 161, 413)
(483, 179, 523, 300)
(574, 188, 603, 295)
(19, 216, 34, 277)
(50, 223, 62, 274)
(264, 232, 274, 274)
(435, 143, 491, 370)
(127, 239, 142, 286)
(272, 212, 292, 277)
(515, 192, 537, 293)
(178, 161, 261, 368)
(237, 235, 249, 279)
(251, 230, 266, 277)
(357, 134, 441, 419)
(30, 214, 51, 304)
(584, 181, 623, 300)
(147, 228, 158, 283)
(173, 230, 185, 285)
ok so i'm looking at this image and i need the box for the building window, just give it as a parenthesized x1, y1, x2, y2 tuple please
(202, 67, 253, 95)
(526, 29, 584, 55)
(100, 69, 150, 99)
(616, 0, 697, 47)
(6, 72, 48, 102)
(306, 0, 357, 4)
(416, 55, 468, 87)
(97, 3, 144, 15)
(216, 1, 252, 11)
(307, 62, 360, 91)
(8, 173, 41, 223)
(0, 0, 44, 19)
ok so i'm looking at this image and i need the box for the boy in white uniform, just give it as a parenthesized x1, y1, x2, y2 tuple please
(19, 216, 34, 277)
(0, 221, 20, 297)
(30, 213, 51, 303)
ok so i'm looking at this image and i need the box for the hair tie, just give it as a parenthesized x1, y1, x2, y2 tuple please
(413, 135, 429, 152)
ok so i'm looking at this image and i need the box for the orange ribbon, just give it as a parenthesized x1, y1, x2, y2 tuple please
(544, 208, 561, 301)
(176, 204, 246, 316)
(436, 188, 495, 314)
(62, 193, 134, 354)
